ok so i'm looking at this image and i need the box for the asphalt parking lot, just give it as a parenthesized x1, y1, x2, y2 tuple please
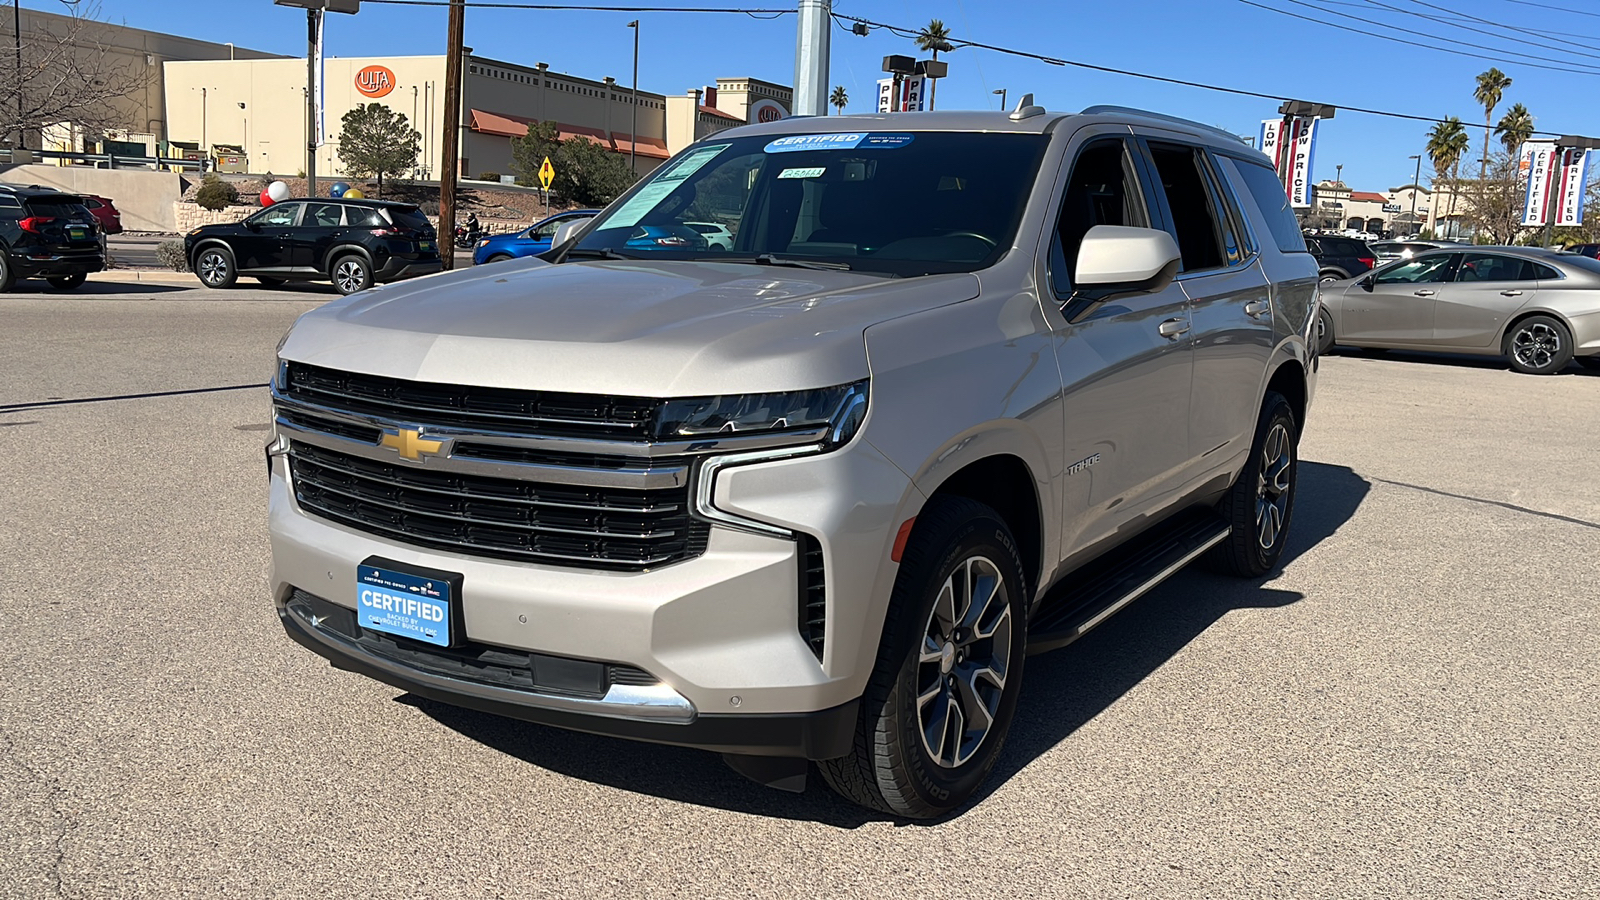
(2, 292, 1598, 898)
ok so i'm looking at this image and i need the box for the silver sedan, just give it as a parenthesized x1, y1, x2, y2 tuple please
(1317, 246, 1600, 375)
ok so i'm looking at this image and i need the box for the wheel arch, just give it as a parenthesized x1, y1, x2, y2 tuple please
(188, 238, 234, 268)
(918, 453, 1044, 599)
(1264, 359, 1308, 439)
(1500, 308, 1574, 348)
(320, 242, 374, 274)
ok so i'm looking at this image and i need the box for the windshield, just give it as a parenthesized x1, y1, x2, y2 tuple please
(571, 131, 1050, 276)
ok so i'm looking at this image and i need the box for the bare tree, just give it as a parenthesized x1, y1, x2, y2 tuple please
(1, 1, 151, 149)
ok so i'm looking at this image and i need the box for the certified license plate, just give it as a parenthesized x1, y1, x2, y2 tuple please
(67, 226, 88, 241)
(357, 564, 452, 647)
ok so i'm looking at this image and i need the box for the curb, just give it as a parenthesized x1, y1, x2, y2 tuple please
(89, 270, 199, 284)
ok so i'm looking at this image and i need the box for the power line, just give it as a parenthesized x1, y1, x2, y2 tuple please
(1496, 0, 1600, 20)
(1366, 0, 1600, 62)
(831, 11, 1562, 135)
(1241, 0, 1600, 75)
(362, 0, 791, 12)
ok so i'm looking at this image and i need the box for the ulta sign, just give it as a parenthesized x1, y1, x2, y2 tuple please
(355, 65, 396, 98)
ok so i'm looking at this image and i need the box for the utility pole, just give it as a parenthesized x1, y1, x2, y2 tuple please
(306, 8, 320, 197)
(793, 0, 830, 117)
(439, 0, 465, 268)
(12, 0, 21, 149)
(628, 20, 638, 175)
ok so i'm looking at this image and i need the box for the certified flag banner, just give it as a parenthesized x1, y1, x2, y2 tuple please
(1288, 117, 1318, 208)
(1555, 147, 1592, 227)
(876, 78, 895, 114)
(1520, 140, 1559, 226)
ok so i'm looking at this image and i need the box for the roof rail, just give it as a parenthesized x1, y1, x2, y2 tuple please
(1078, 105, 1250, 145)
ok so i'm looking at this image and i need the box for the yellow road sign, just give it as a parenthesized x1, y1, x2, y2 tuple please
(538, 156, 555, 190)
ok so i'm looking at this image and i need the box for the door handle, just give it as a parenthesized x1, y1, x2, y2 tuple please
(1413, 289, 1436, 297)
(1244, 299, 1271, 319)
(1157, 318, 1190, 339)
(1500, 290, 1523, 297)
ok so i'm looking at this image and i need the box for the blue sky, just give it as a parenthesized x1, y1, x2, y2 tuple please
(64, 0, 1600, 192)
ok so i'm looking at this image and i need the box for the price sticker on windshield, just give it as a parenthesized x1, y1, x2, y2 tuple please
(778, 166, 827, 179)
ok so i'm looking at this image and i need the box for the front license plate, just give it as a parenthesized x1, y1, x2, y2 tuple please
(67, 226, 88, 241)
(357, 564, 452, 647)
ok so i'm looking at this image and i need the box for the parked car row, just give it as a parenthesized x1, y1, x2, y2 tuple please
(0, 183, 107, 292)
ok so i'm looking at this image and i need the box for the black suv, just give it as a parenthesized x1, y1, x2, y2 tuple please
(0, 184, 104, 292)
(185, 197, 442, 295)
(1304, 234, 1376, 283)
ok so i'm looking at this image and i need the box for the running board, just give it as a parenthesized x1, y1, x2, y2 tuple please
(1027, 508, 1232, 655)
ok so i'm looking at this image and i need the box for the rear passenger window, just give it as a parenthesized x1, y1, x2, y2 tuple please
(1231, 159, 1307, 254)
(1457, 253, 1534, 282)
(1531, 262, 1561, 280)
(1145, 143, 1226, 272)
(1049, 138, 1150, 290)
(304, 203, 344, 227)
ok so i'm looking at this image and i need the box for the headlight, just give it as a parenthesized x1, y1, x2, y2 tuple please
(476, 239, 490, 247)
(658, 380, 868, 449)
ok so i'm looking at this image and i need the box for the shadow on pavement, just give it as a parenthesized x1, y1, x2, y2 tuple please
(1333, 346, 1598, 376)
(18, 281, 191, 295)
(412, 461, 1371, 825)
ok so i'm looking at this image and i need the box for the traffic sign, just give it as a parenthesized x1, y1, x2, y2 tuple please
(538, 156, 555, 190)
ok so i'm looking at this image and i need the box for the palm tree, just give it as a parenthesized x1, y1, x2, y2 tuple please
(830, 85, 848, 116)
(1474, 68, 1512, 181)
(915, 19, 954, 110)
(1495, 102, 1534, 155)
(1427, 117, 1471, 237)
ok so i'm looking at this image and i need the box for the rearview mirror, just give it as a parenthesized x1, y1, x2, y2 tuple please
(552, 216, 595, 249)
(1074, 225, 1181, 293)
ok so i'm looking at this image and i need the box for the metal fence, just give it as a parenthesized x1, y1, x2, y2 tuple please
(0, 148, 210, 172)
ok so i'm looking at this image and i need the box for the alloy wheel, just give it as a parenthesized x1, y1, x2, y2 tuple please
(198, 251, 228, 286)
(335, 259, 367, 293)
(1255, 422, 1293, 550)
(1512, 323, 1561, 370)
(916, 555, 1013, 769)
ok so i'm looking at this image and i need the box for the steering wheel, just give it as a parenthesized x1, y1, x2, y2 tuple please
(943, 230, 997, 247)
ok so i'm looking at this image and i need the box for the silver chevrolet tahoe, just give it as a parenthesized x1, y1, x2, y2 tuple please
(268, 100, 1319, 818)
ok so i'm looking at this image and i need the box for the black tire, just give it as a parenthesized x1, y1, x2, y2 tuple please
(486, 253, 513, 263)
(194, 245, 237, 289)
(46, 273, 87, 291)
(1577, 356, 1600, 371)
(1206, 391, 1298, 578)
(1503, 315, 1574, 375)
(254, 276, 286, 287)
(817, 496, 1028, 819)
(0, 251, 15, 292)
(1316, 307, 1335, 356)
(330, 253, 373, 295)
(1318, 270, 1346, 284)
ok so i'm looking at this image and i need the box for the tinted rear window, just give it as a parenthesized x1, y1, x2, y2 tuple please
(24, 199, 90, 219)
(388, 207, 432, 230)
(1229, 160, 1306, 253)
(1317, 237, 1368, 256)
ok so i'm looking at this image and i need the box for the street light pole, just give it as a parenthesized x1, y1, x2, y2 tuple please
(239, 102, 248, 171)
(993, 88, 1006, 110)
(628, 20, 638, 175)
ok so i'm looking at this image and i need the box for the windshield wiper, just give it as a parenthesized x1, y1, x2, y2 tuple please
(565, 247, 637, 261)
(722, 253, 853, 271)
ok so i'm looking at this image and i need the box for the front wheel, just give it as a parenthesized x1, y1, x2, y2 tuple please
(486, 254, 513, 263)
(331, 254, 373, 295)
(818, 496, 1027, 819)
(1504, 315, 1574, 375)
(195, 246, 237, 289)
(1206, 391, 1298, 577)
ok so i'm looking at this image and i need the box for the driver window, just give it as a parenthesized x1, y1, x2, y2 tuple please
(1375, 254, 1456, 285)
(257, 203, 300, 227)
(531, 219, 563, 238)
(1050, 138, 1150, 293)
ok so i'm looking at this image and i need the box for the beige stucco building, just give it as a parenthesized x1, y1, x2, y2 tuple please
(163, 54, 791, 181)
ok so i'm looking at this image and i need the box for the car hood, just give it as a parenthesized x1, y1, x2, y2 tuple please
(280, 258, 981, 395)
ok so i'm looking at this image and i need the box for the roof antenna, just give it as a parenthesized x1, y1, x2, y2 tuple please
(1009, 93, 1045, 121)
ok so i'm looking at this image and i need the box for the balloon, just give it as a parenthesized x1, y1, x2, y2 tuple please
(266, 180, 291, 203)
(329, 181, 350, 198)
(343, 188, 365, 199)
(259, 190, 274, 207)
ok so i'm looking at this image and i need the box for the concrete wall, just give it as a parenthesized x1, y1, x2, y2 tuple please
(0, 164, 189, 231)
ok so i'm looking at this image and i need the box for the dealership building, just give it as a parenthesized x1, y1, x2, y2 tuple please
(163, 54, 792, 180)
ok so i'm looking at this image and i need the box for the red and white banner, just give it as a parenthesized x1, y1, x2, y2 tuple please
(1288, 117, 1318, 208)
(1520, 140, 1559, 227)
(1554, 147, 1592, 227)
(1259, 118, 1284, 179)
(876, 78, 895, 114)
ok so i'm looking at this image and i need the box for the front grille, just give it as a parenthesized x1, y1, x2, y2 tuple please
(288, 441, 707, 570)
(799, 534, 826, 662)
(284, 361, 660, 440)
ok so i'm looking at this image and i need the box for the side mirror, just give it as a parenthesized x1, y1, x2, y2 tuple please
(1360, 274, 1375, 292)
(1073, 225, 1181, 293)
(551, 216, 595, 249)
(245, 220, 261, 232)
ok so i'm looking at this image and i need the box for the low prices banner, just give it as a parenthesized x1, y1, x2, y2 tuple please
(876, 78, 895, 114)
(1259, 116, 1319, 207)
(900, 75, 929, 112)
(1554, 147, 1593, 227)
(1258, 118, 1283, 175)
(1520, 140, 1559, 226)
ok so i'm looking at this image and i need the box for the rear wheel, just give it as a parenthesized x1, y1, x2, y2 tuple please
(195, 246, 237, 289)
(1206, 391, 1298, 577)
(254, 276, 286, 287)
(818, 496, 1027, 819)
(1504, 315, 1574, 375)
(0, 251, 14, 292)
(1318, 270, 1345, 284)
(47, 273, 86, 290)
(331, 254, 373, 295)
(1316, 308, 1335, 356)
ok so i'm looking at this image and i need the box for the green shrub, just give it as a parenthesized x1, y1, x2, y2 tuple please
(476, 172, 500, 182)
(156, 239, 189, 272)
(194, 174, 239, 211)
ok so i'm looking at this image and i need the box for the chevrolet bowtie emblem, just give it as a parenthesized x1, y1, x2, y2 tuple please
(379, 428, 445, 461)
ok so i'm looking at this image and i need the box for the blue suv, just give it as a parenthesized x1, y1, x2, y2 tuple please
(473, 210, 599, 265)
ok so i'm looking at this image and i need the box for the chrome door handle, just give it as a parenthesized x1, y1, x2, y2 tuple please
(1500, 290, 1523, 297)
(1157, 318, 1190, 339)
(1413, 289, 1436, 297)
(1244, 299, 1271, 319)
